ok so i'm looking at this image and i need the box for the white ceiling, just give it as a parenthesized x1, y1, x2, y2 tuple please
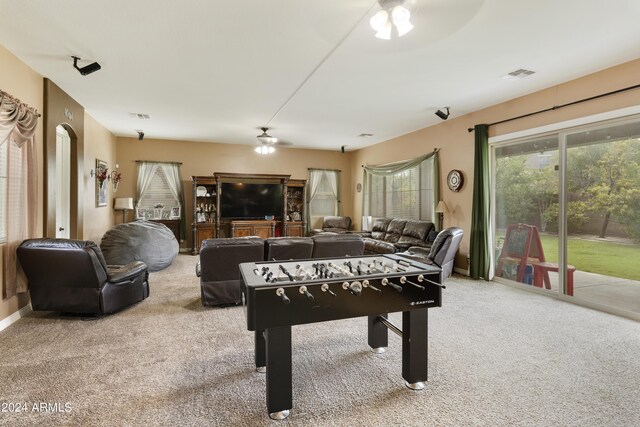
(1, 0, 639, 151)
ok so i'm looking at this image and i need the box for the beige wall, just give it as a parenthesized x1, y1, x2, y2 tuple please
(115, 137, 352, 249)
(83, 113, 117, 243)
(1, 45, 117, 325)
(351, 58, 640, 270)
(0, 45, 44, 322)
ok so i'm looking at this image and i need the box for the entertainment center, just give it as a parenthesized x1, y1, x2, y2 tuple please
(191, 173, 307, 254)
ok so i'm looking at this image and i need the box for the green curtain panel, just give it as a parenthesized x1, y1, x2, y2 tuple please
(470, 124, 490, 280)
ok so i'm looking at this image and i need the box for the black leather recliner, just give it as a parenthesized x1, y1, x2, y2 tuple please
(398, 227, 464, 279)
(197, 237, 265, 306)
(311, 234, 365, 258)
(264, 237, 314, 261)
(17, 238, 149, 314)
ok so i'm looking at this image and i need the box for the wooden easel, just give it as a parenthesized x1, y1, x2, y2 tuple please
(496, 224, 548, 284)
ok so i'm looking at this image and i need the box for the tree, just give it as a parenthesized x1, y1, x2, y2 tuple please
(586, 140, 640, 238)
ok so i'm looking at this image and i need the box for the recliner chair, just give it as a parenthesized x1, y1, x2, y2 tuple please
(398, 227, 464, 279)
(197, 237, 265, 306)
(264, 237, 314, 261)
(17, 238, 149, 314)
(310, 216, 352, 235)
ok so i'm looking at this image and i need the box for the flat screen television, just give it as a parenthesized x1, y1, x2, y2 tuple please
(221, 182, 283, 219)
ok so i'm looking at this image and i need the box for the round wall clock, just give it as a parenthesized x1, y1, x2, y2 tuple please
(447, 170, 464, 192)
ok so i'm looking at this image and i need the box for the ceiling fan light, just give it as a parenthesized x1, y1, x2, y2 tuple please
(255, 144, 275, 155)
(370, 10, 389, 32)
(392, 5, 413, 36)
(395, 21, 413, 37)
(391, 5, 411, 24)
(375, 21, 393, 40)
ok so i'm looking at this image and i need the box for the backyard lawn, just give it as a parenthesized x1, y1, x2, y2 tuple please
(538, 235, 640, 281)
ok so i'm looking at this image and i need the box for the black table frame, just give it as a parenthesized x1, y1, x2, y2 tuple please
(254, 308, 428, 417)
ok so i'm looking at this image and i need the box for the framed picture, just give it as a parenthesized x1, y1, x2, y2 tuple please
(170, 207, 181, 219)
(95, 159, 108, 207)
(136, 208, 147, 220)
(153, 208, 162, 220)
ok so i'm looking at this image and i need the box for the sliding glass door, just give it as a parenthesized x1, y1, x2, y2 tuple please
(493, 135, 560, 293)
(565, 119, 640, 314)
(492, 115, 640, 317)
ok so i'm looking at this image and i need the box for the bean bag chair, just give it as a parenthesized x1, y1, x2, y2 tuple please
(100, 220, 178, 272)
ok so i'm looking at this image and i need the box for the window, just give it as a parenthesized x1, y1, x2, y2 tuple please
(137, 166, 179, 209)
(365, 157, 435, 221)
(0, 141, 6, 243)
(309, 170, 339, 217)
(136, 162, 185, 225)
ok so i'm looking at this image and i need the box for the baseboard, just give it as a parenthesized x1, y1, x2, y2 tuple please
(0, 303, 32, 333)
(454, 267, 469, 276)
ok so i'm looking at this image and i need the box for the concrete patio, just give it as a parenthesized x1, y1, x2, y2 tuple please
(519, 269, 640, 315)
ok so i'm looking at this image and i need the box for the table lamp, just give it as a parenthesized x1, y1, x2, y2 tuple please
(114, 197, 134, 223)
(435, 200, 449, 230)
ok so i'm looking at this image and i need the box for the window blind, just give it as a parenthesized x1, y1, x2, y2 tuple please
(138, 167, 180, 209)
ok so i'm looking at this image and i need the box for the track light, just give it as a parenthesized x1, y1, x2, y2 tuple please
(137, 131, 144, 141)
(435, 107, 450, 121)
(72, 56, 101, 76)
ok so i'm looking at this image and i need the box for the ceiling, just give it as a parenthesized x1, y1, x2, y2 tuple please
(1, 0, 639, 151)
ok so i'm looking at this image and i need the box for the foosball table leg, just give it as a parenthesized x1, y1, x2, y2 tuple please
(266, 325, 292, 420)
(402, 308, 428, 390)
(255, 330, 266, 373)
(368, 313, 388, 353)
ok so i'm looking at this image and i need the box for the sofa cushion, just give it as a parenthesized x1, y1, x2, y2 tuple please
(364, 238, 395, 255)
(322, 216, 351, 231)
(370, 218, 391, 240)
(383, 219, 407, 243)
(397, 220, 434, 246)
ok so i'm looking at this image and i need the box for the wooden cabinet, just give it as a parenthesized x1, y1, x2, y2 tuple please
(191, 174, 307, 252)
(150, 219, 180, 242)
(194, 223, 216, 253)
(223, 220, 277, 239)
(285, 179, 306, 237)
(192, 176, 218, 254)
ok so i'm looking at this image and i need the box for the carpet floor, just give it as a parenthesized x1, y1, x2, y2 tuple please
(0, 254, 639, 427)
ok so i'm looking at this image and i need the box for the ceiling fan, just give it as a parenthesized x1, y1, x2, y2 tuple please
(255, 127, 292, 154)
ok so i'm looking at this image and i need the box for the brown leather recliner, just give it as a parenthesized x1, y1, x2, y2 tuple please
(310, 216, 352, 235)
(265, 237, 314, 261)
(363, 218, 436, 254)
(197, 237, 265, 306)
(311, 234, 365, 258)
(17, 238, 149, 314)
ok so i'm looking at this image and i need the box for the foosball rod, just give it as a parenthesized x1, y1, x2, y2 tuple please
(376, 315, 402, 338)
(420, 276, 446, 289)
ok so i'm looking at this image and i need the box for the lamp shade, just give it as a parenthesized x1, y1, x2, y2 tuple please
(114, 197, 134, 210)
(435, 200, 449, 214)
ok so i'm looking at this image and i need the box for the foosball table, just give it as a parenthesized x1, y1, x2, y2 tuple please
(239, 253, 444, 420)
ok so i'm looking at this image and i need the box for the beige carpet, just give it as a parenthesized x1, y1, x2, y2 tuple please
(1, 254, 639, 427)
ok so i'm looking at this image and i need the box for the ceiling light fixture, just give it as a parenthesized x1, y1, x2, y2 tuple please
(435, 107, 450, 120)
(370, 0, 414, 40)
(255, 127, 277, 154)
(72, 56, 101, 76)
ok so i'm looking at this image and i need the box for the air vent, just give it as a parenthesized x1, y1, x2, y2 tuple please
(129, 113, 151, 119)
(358, 133, 374, 138)
(501, 69, 536, 80)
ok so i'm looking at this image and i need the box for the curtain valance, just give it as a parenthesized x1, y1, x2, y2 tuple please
(362, 150, 438, 177)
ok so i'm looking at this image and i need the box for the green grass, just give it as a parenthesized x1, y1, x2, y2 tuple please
(537, 235, 640, 281)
